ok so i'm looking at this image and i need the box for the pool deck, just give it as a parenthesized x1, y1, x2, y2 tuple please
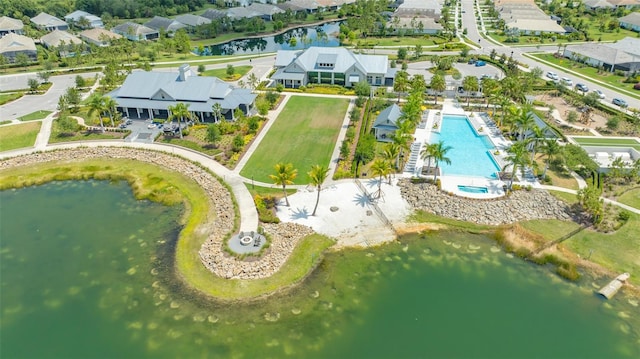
(405, 100, 541, 199)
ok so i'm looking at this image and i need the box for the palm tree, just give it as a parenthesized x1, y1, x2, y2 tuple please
(429, 73, 446, 105)
(391, 127, 412, 170)
(515, 108, 536, 141)
(393, 70, 409, 102)
(502, 141, 530, 192)
(308, 165, 329, 216)
(540, 139, 561, 180)
(212, 103, 223, 123)
(527, 126, 545, 163)
(270, 163, 297, 207)
(382, 142, 400, 171)
(103, 96, 118, 127)
(86, 93, 106, 132)
(420, 142, 438, 176)
(167, 103, 193, 138)
(370, 158, 393, 198)
(431, 141, 452, 182)
(462, 75, 479, 107)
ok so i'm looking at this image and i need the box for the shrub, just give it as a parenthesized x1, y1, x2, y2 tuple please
(254, 195, 280, 223)
(618, 210, 631, 222)
(232, 134, 244, 152)
(275, 83, 284, 92)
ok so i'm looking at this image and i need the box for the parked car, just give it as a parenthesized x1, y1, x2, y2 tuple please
(561, 77, 573, 86)
(118, 123, 127, 129)
(475, 60, 486, 67)
(612, 98, 628, 107)
(593, 89, 605, 99)
(546, 72, 559, 80)
(125, 119, 133, 125)
(575, 83, 588, 92)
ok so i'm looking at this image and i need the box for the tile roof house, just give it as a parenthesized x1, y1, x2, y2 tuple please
(0, 16, 24, 37)
(112, 22, 159, 41)
(0, 33, 37, 62)
(41, 30, 84, 57)
(64, 10, 103, 29)
(144, 16, 187, 34)
(30, 12, 69, 31)
(108, 64, 257, 122)
(79, 28, 122, 47)
(619, 12, 640, 32)
(272, 46, 396, 88)
(174, 14, 211, 28)
(372, 104, 402, 142)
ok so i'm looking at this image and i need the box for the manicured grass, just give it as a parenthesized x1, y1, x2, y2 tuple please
(240, 96, 349, 184)
(202, 65, 252, 80)
(0, 122, 41, 151)
(571, 136, 640, 151)
(549, 189, 579, 205)
(0, 93, 23, 105)
(159, 137, 221, 156)
(519, 219, 581, 242)
(343, 36, 439, 47)
(18, 110, 52, 122)
(617, 188, 640, 209)
(245, 184, 296, 198)
(0, 156, 336, 300)
(529, 53, 640, 100)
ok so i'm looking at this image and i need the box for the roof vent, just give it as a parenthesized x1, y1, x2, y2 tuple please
(178, 64, 190, 81)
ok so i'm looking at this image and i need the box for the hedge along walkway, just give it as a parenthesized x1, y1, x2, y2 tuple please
(239, 95, 350, 185)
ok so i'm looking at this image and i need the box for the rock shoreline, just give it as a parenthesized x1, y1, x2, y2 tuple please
(0, 147, 314, 280)
(398, 179, 573, 225)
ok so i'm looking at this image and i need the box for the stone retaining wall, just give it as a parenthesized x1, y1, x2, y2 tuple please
(0, 147, 314, 280)
(398, 179, 573, 225)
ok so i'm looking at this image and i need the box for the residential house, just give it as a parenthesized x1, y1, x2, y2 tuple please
(389, 0, 443, 34)
(175, 14, 211, 29)
(275, 2, 308, 13)
(64, 10, 103, 29)
(372, 104, 402, 142)
(112, 22, 159, 41)
(272, 46, 396, 88)
(226, 7, 264, 21)
(0, 33, 37, 62)
(0, 16, 24, 37)
(495, 0, 565, 35)
(583, 0, 616, 11)
(79, 28, 122, 47)
(608, 0, 640, 9)
(30, 12, 69, 31)
(41, 30, 84, 57)
(201, 9, 228, 21)
(108, 64, 257, 122)
(563, 37, 640, 73)
(144, 16, 187, 34)
(247, 3, 285, 21)
(619, 12, 640, 32)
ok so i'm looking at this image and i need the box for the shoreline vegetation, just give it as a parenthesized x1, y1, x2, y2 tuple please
(0, 151, 637, 300)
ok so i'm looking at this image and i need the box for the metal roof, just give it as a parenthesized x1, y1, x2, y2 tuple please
(372, 104, 402, 129)
(279, 47, 388, 74)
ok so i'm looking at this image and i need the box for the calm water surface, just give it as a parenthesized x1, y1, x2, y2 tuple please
(1, 181, 638, 358)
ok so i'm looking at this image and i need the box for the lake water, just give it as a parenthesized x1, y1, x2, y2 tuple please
(203, 22, 341, 56)
(1, 181, 639, 358)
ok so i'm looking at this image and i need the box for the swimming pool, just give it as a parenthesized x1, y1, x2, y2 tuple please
(431, 115, 500, 178)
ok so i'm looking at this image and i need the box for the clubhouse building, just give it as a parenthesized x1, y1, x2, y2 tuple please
(108, 65, 257, 122)
(272, 47, 396, 88)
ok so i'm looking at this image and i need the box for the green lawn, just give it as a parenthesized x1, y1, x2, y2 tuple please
(529, 53, 640, 100)
(0, 93, 23, 105)
(571, 137, 640, 151)
(617, 188, 640, 209)
(202, 65, 252, 80)
(240, 96, 349, 184)
(0, 122, 41, 151)
(18, 110, 52, 122)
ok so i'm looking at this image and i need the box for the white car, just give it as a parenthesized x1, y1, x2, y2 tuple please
(561, 77, 573, 86)
(593, 89, 605, 99)
(546, 72, 559, 80)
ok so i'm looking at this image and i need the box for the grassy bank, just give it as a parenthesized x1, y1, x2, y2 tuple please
(0, 122, 42, 151)
(0, 156, 333, 300)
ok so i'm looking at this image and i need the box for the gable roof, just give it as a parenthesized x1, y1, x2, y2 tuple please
(247, 3, 285, 16)
(112, 22, 158, 36)
(373, 104, 402, 129)
(144, 16, 187, 32)
(175, 14, 211, 27)
(41, 30, 83, 48)
(0, 33, 36, 53)
(79, 28, 122, 43)
(582, 0, 616, 8)
(30, 12, 67, 28)
(65, 10, 101, 23)
(619, 12, 640, 27)
(280, 47, 388, 74)
(226, 7, 264, 20)
(608, 36, 640, 56)
(0, 16, 24, 31)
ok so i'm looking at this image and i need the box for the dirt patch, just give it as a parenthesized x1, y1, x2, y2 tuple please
(535, 94, 608, 129)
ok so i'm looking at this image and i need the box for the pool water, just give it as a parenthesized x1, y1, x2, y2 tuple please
(432, 115, 500, 178)
(458, 185, 489, 193)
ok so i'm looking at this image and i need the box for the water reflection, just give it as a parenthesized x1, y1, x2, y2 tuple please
(203, 22, 341, 56)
